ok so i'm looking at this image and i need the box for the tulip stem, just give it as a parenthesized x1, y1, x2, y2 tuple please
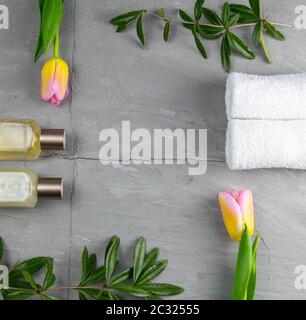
(54, 31, 59, 59)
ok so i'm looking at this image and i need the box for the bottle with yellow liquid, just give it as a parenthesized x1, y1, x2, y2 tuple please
(0, 168, 63, 208)
(0, 120, 65, 160)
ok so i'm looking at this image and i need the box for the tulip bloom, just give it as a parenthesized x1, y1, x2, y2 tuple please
(41, 58, 69, 106)
(218, 190, 254, 241)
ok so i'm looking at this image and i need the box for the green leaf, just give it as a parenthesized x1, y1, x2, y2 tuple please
(82, 266, 106, 287)
(21, 271, 38, 290)
(79, 291, 87, 300)
(159, 8, 165, 18)
(252, 22, 262, 45)
(79, 288, 103, 300)
(8, 280, 34, 291)
(178, 9, 194, 22)
(40, 294, 60, 300)
(228, 32, 255, 59)
(0, 237, 3, 263)
(116, 18, 137, 33)
(221, 34, 231, 73)
(163, 21, 170, 42)
(202, 8, 222, 25)
(4, 291, 34, 300)
(232, 227, 253, 300)
(137, 283, 184, 296)
(104, 236, 118, 262)
(109, 268, 132, 286)
(110, 11, 142, 25)
(41, 0, 63, 53)
(198, 25, 223, 40)
(145, 294, 161, 300)
(182, 23, 193, 30)
(249, 0, 261, 17)
(142, 248, 160, 273)
(229, 4, 259, 23)
(108, 291, 121, 300)
(222, 2, 230, 25)
(136, 14, 145, 47)
(10, 257, 52, 280)
(228, 14, 240, 27)
(34, 0, 45, 62)
(105, 236, 120, 282)
(97, 289, 112, 300)
(133, 237, 146, 283)
(43, 260, 56, 290)
(263, 22, 285, 41)
(247, 234, 260, 300)
(194, 0, 205, 21)
(260, 31, 272, 63)
(110, 283, 150, 298)
(137, 260, 168, 285)
(87, 254, 97, 277)
(193, 25, 207, 59)
(80, 247, 89, 283)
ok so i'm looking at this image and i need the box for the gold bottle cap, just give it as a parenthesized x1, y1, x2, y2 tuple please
(40, 129, 66, 151)
(37, 178, 64, 200)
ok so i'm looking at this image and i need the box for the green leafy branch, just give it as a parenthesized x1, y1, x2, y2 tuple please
(34, 0, 64, 62)
(0, 236, 184, 300)
(110, 0, 291, 72)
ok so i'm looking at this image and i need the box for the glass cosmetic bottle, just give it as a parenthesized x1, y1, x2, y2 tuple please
(0, 120, 65, 160)
(0, 169, 63, 208)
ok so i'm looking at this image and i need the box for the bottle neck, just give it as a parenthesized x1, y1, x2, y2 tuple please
(37, 178, 64, 200)
(40, 129, 66, 150)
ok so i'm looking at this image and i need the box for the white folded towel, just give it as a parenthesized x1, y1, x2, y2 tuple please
(226, 119, 306, 170)
(226, 72, 306, 120)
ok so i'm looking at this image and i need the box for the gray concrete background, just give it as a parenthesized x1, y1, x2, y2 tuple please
(0, 0, 305, 300)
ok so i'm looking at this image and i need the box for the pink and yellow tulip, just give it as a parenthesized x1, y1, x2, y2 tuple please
(218, 190, 254, 241)
(41, 58, 69, 106)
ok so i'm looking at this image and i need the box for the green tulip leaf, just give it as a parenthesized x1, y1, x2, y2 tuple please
(232, 227, 253, 300)
(34, 0, 45, 62)
(42, 0, 63, 54)
(247, 234, 260, 300)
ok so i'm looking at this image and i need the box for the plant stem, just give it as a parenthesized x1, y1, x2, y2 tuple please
(144, 9, 292, 29)
(7, 285, 104, 293)
(54, 31, 59, 59)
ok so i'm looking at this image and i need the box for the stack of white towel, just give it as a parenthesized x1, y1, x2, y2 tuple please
(225, 72, 306, 170)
